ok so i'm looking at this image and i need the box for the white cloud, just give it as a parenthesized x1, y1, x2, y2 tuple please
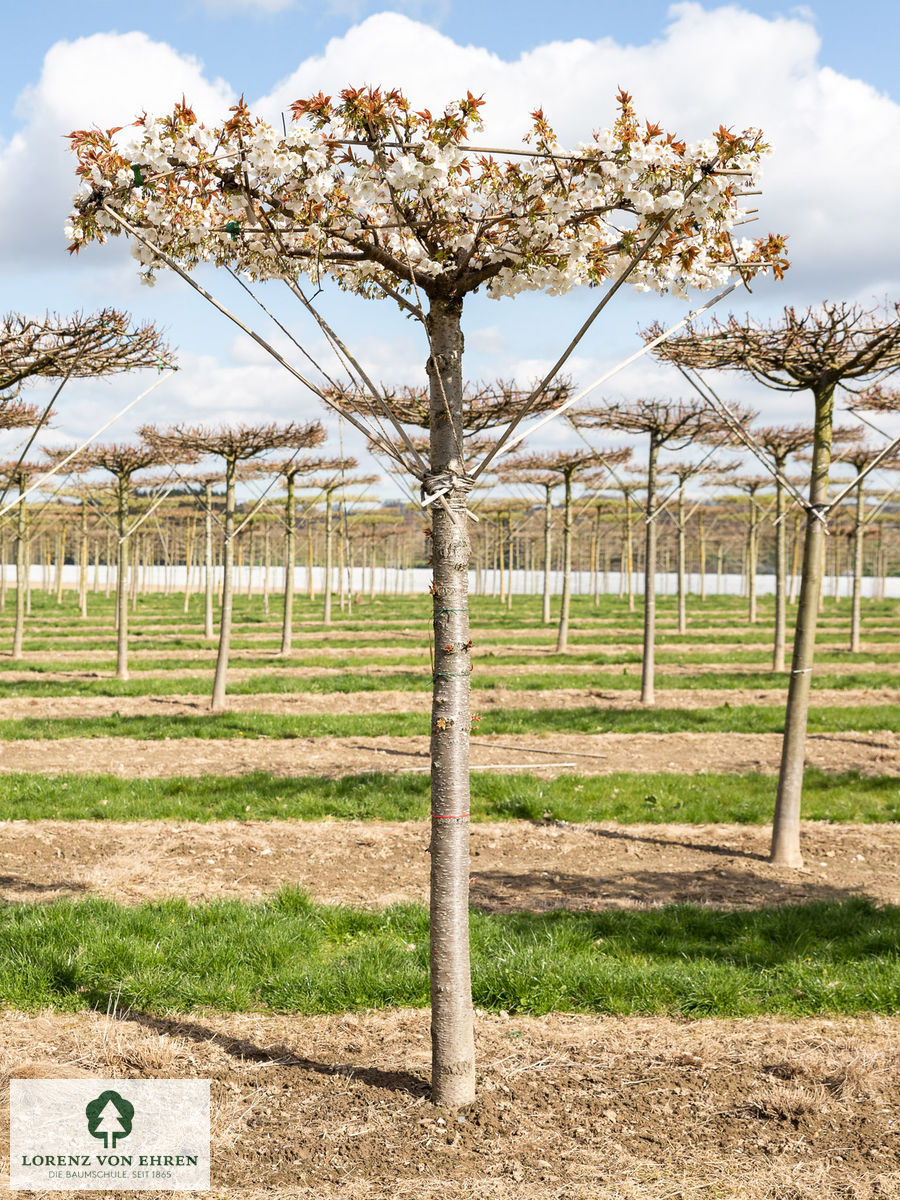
(257, 5, 900, 300)
(0, 32, 234, 266)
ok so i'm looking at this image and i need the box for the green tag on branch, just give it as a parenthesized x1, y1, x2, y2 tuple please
(224, 220, 241, 241)
(131, 164, 144, 187)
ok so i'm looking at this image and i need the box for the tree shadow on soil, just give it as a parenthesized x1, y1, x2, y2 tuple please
(114, 1010, 429, 1097)
(586, 825, 765, 861)
(0, 874, 87, 898)
(469, 867, 874, 914)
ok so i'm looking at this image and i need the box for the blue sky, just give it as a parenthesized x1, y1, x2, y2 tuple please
(2, 1, 900, 485)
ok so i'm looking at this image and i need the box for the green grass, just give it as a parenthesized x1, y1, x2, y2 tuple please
(0, 892, 895, 1017)
(2, 768, 896, 824)
(0, 703, 895, 740)
(0, 669, 895, 699)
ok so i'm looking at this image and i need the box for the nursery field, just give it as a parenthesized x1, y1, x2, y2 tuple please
(0, 588, 898, 1200)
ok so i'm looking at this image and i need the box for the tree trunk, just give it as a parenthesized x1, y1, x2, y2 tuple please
(850, 477, 864, 653)
(211, 462, 236, 712)
(0, 529, 6, 613)
(555, 471, 573, 653)
(80, 502, 89, 620)
(541, 483, 552, 625)
(625, 493, 635, 612)
(115, 479, 129, 681)
(281, 474, 296, 655)
(641, 438, 659, 704)
(55, 529, 66, 605)
(773, 473, 787, 672)
(426, 295, 475, 1108)
(203, 483, 215, 639)
(771, 383, 834, 868)
(747, 496, 758, 624)
(184, 518, 193, 615)
(789, 513, 801, 604)
(699, 514, 707, 602)
(323, 492, 333, 624)
(676, 486, 686, 634)
(12, 489, 26, 659)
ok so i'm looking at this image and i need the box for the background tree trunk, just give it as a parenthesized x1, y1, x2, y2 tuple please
(281, 474, 296, 655)
(676, 485, 687, 634)
(850, 479, 864, 652)
(773, 473, 787, 672)
(555, 470, 574, 653)
(211, 461, 236, 712)
(204, 483, 215, 640)
(641, 438, 660, 705)
(323, 491, 334, 624)
(115, 479, 129, 681)
(771, 384, 834, 867)
(426, 295, 475, 1109)
(12, 490, 26, 660)
(541, 483, 552, 625)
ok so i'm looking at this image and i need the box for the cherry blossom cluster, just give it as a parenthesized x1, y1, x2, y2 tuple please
(67, 86, 787, 304)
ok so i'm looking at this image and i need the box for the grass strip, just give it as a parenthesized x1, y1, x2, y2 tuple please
(0, 671, 895, 698)
(1, 768, 896, 824)
(0, 704, 896, 739)
(0, 893, 896, 1017)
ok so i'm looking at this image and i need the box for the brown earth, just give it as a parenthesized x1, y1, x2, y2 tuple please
(0, 1009, 897, 1199)
(0, 685, 897, 721)
(0, 818, 896, 910)
(0, 730, 896, 778)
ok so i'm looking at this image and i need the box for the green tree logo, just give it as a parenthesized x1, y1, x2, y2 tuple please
(85, 1091, 134, 1149)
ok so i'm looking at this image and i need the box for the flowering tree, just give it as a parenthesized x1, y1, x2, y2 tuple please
(69, 85, 785, 1107)
(652, 303, 900, 867)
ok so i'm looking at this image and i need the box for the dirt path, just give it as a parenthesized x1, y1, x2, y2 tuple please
(0, 730, 896, 778)
(2, 817, 896, 910)
(0, 1010, 896, 1198)
(0, 685, 897, 721)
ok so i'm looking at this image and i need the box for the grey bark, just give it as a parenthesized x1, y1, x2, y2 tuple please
(211, 461, 236, 712)
(771, 384, 834, 867)
(426, 295, 475, 1109)
(641, 437, 660, 705)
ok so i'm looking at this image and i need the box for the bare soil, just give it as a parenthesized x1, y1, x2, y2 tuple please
(0, 1009, 897, 1199)
(0, 818, 896, 910)
(0, 685, 897, 722)
(0, 730, 896, 779)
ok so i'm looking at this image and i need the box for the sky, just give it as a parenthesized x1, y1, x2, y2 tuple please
(2, 0, 900, 495)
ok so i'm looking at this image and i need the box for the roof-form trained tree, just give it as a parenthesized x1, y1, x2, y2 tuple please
(68, 82, 787, 1108)
(504, 448, 630, 651)
(50, 443, 182, 679)
(572, 399, 739, 704)
(141, 422, 324, 710)
(650, 302, 900, 868)
(0, 309, 174, 399)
